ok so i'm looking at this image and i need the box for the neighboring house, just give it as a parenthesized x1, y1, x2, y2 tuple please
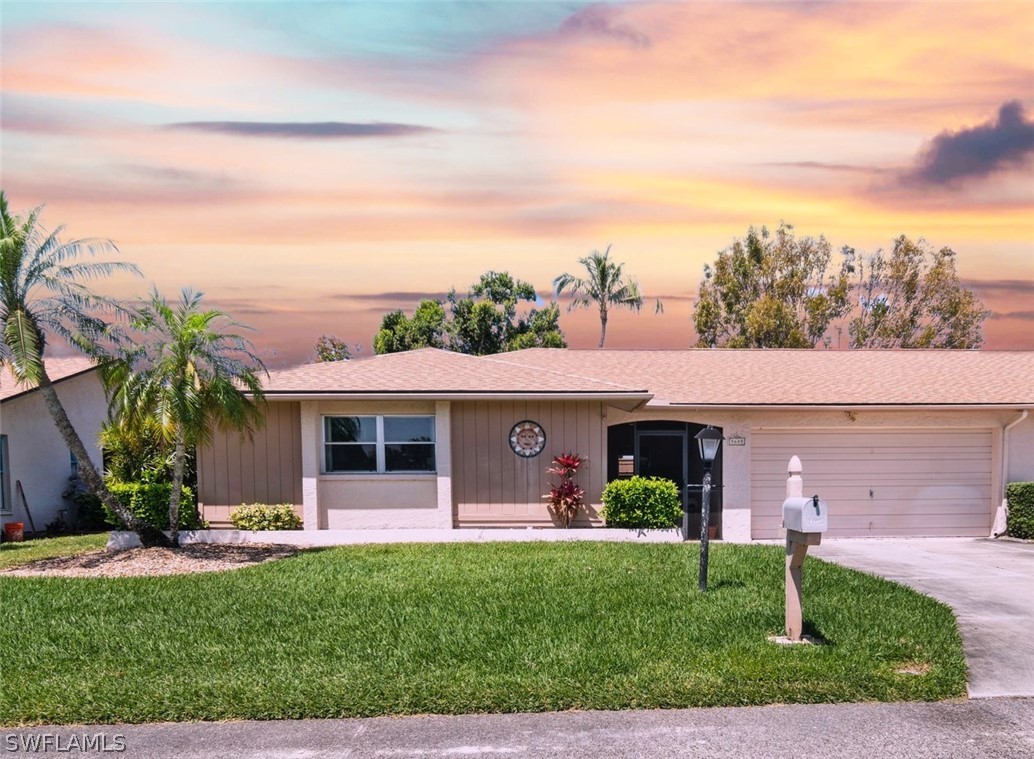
(198, 348, 1034, 542)
(0, 358, 106, 534)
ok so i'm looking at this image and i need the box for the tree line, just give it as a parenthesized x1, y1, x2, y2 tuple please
(316, 223, 988, 361)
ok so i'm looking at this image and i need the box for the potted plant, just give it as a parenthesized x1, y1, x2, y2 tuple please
(543, 453, 586, 528)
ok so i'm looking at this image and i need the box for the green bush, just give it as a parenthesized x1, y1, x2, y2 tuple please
(1006, 482, 1034, 540)
(78, 483, 204, 531)
(601, 476, 682, 528)
(230, 504, 303, 531)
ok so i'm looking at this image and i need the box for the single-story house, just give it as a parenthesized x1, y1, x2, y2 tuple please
(0, 357, 107, 533)
(197, 348, 1034, 542)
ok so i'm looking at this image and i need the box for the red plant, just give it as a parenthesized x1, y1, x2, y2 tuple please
(544, 453, 586, 527)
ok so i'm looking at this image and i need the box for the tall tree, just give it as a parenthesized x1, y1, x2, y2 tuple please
(692, 224, 852, 348)
(692, 223, 989, 349)
(373, 271, 565, 355)
(313, 334, 352, 362)
(845, 236, 989, 349)
(0, 192, 156, 541)
(554, 246, 662, 348)
(373, 300, 448, 354)
(104, 288, 266, 546)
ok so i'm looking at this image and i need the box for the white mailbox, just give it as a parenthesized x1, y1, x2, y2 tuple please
(782, 495, 828, 534)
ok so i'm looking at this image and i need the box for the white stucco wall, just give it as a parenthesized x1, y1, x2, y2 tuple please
(1006, 413, 1034, 485)
(1, 371, 106, 531)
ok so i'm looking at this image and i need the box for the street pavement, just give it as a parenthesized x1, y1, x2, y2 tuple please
(813, 537, 1034, 698)
(3, 699, 1032, 758)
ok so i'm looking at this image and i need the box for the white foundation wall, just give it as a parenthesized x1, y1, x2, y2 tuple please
(609, 406, 1016, 542)
(1, 372, 106, 531)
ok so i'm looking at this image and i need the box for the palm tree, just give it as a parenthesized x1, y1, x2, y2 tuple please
(0, 192, 153, 540)
(553, 245, 663, 348)
(105, 288, 266, 546)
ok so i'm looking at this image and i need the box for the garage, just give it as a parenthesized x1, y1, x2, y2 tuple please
(750, 429, 994, 539)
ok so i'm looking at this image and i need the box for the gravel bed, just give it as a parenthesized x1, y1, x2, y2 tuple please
(2, 543, 299, 578)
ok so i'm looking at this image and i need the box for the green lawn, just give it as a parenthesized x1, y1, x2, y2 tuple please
(0, 532, 108, 570)
(0, 542, 966, 725)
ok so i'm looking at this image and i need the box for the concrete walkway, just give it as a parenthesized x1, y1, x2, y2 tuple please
(4, 699, 1031, 758)
(812, 538, 1034, 699)
(108, 527, 683, 549)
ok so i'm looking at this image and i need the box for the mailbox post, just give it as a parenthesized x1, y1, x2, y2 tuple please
(780, 456, 828, 643)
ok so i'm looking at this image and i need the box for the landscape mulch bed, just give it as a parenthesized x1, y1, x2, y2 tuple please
(2, 543, 298, 578)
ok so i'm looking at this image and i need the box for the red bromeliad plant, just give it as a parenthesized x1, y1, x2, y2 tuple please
(544, 453, 586, 527)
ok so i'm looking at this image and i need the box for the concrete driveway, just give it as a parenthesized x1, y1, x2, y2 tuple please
(812, 538, 1034, 698)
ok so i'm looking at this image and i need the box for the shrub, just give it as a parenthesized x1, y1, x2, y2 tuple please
(543, 453, 586, 528)
(1006, 482, 1034, 540)
(230, 504, 303, 531)
(601, 476, 682, 529)
(79, 483, 203, 531)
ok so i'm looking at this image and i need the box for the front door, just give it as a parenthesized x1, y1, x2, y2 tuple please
(637, 431, 688, 512)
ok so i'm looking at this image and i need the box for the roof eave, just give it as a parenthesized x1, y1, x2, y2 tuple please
(260, 390, 653, 411)
(660, 402, 1034, 411)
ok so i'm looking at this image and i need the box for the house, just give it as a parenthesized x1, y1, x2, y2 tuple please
(197, 348, 1034, 541)
(0, 357, 107, 533)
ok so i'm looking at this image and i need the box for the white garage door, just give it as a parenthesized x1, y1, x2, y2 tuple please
(750, 429, 993, 539)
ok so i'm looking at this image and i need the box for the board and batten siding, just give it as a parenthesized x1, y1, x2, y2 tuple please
(198, 401, 303, 527)
(750, 429, 993, 539)
(451, 400, 606, 526)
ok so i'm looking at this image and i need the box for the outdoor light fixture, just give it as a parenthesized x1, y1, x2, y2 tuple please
(694, 425, 724, 592)
(696, 425, 723, 469)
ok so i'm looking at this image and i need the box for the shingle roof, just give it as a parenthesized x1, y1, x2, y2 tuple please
(503, 348, 1034, 406)
(262, 348, 647, 396)
(261, 347, 1034, 406)
(0, 356, 98, 403)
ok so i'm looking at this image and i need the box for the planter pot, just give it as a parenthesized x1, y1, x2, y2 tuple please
(3, 522, 25, 542)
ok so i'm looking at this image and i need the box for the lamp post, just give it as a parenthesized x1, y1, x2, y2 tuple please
(695, 426, 723, 592)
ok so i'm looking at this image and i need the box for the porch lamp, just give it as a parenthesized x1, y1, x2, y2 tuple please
(695, 426, 723, 592)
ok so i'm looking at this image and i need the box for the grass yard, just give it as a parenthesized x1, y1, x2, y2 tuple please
(0, 532, 108, 570)
(0, 542, 966, 725)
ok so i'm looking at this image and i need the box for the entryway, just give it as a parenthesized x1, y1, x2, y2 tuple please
(607, 421, 723, 537)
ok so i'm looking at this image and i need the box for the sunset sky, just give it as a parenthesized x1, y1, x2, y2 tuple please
(2, 1, 1032, 366)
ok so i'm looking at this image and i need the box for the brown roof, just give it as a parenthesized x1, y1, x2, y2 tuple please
(262, 347, 1034, 406)
(505, 348, 1034, 406)
(0, 356, 98, 403)
(262, 348, 647, 397)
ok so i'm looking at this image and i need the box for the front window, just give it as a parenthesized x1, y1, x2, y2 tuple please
(323, 415, 436, 474)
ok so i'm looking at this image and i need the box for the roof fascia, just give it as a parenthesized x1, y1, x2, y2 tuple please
(262, 391, 651, 411)
(659, 402, 1034, 411)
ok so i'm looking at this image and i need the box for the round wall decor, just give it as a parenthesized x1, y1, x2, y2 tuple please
(509, 420, 546, 458)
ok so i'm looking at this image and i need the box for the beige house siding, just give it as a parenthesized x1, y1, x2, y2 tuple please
(451, 400, 606, 526)
(198, 401, 302, 527)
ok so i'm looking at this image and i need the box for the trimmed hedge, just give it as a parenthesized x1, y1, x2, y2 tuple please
(1006, 482, 1034, 540)
(78, 483, 203, 531)
(601, 476, 682, 529)
(230, 504, 303, 531)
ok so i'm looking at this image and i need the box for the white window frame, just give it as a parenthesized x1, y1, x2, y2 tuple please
(322, 414, 436, 475)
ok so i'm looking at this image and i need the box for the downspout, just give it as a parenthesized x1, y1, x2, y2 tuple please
(992, 409, 1029, 538)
